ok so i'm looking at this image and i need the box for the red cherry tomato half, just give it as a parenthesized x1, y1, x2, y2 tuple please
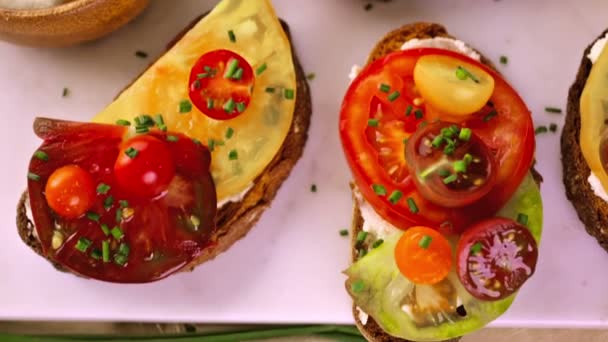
(405, 121, 497, 208)
(394, 226, 452, 285)
(114, 135, 175, 200)
(44, 164, 96, 219)
(339, 48, 535, 231)
(188, 49, 254, 120)
(456, 218, 538, 301)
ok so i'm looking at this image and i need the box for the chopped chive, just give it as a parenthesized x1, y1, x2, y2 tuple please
(388, 91, 400, 102)
(27, 172, 40, 181)
(256, 63, 267, 75)
(207, 98, 214, 109)
(310, 184, 317, 193)
(228, 30, 236, 42)
(118, 243, 130, 256)
(232, 67, 244, 80)
(356, 231, 368, 243)
(455, 66, 468, 80)
(483, 110, 497, 122)
(62, 87, 69, 97)
(135, 126, 149, 134)
(438, 169, 451, 177)
(459, 127, 472, 141)
(470, 242, 482, 254)
(358, 248, 367, 259)
(367, 118, 379, 127)
(432, 135, 444, 148)
(119, 200, 129, 208)
(414, 109, 424, 119)
(135, 50, 148, 58)
(215, 139, 225, 146)
(306, 72, 316, 80)
(407, 197, 418, 213)
(284, 88, 295, 100)
(102, 240, 110, 262)
(535, 126, 548, 135)
(114, 253, 128, 266)
(103, 196, 114, 210)
(86, 212, 100, 222)
(208, 139, 216, 152)
(96, 183, 110, 195)
(405, 105, 413, 116)
(545, 106, 562, 114)
(100, 224, 110, 236)
(379, 83, 390, 93)
(444, 144, 455, 155)
(236, 102, 246, 113)
(443, 174, 458, 184)
(517, 213, 529, 226)
(228, 149, 238, 160)
(34, 150, 49, 161)
(115, 208, 123, 223)
(179, 99, 192, 113)
(351, 280, 365, 293)
(90, 249, 102, 260)
(500, 55, 508, 65)
(192, 79, 201, 90)
(372, 184, 387, 196)
(419, 235, 432, 249)
(463, 153, 473, 165)
(135, 115, 154, 126)
(223, 98, 235, 113)
(403, 138, 409, 145)
(154, 114, 165, 126)
(125, 147, 138, 159)
(116, 119, 131, 126)
(166, 135, 179, 142)
(192, 138, 201, 146)
(453, 160, 467, 173)
(372, 239, 384, 249)
(339, 229, 349, 237)
(549, 123, 558, 132)
(110, 226, 124, 240)
(224, 58, 239, 79)
(225, 127, 234, 139)
(388, 190, 403, 205)
(265, 87, 275, 93)
(75, 237, 92, 253)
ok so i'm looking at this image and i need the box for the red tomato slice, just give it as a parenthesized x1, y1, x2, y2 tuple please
(456, 218, 538, 301)
(27, 118, 217, 283)
(405, 121, 497, 208)
(340, 48, 534, 231)
(188, 49, 254, 120)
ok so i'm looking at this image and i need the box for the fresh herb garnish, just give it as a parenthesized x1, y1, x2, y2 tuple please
(372, 239, 384, 249)
(419, 235, 432, 249)
(306, 73, 316, 80)
(228, 30, 236, 43)
(284, 88, 295, 100)
(236, 102, 246, 113)
(443, 174, 458, 184)
(224, 59, 239, 79)
(483, 110, 497, 122)
(86, 212, 100, 222)
(351, 280, 365, 293)
(339, 229, 349, 237)
(125, 147, 138, 159)
(545, 106, 562, 114)
(388, 190, 403, 205)
(535, 126, 548, 135)
(367, 118, 379, 127)
(90, 249, 102, 260)
(223, 98, 235, 113)
(414, 109, 424, 120)
(388, 91, 400, 102)
(75, 237, 92, 252)
(356, 231, 368, 243)
(379, 83, 390, 93)
(265, 87, 275, 93)
(110, 226, 124, 240)
(27, 172, 40, 181)
(62, 88, 69, 97)
(407, 197, 418, 213)
(372, 184, 387, 196)
(96, 183, 110, 195)
(499, 55, 508, 65)
(549, 123, 558, 132)
(102, 240, 110, 263)
(119, 200, 129, 208)
(100, 224, 110, 236)
(256, 63, 267, 76)
(103, 196, 114, 210)
(406, 105, 413, 116)
(228, 149, 238, 160)
(232, 68, 244, 80)
(166, 135, 179, 142)
(179, 99, 192, 113)
(135, 126, 149, 134)
(455, 66, 480, 83)
(517, 213, 529, 226)
(34, 150, 49, 161)
(225, 127, 234, 139)
(116, 119, 131, 126)
(114, 253, 128, 266)
(470, 242, 482, 255)
(459, 127, 472, 141)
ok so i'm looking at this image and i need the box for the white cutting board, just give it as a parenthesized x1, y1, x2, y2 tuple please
(1, 0, 607, 328)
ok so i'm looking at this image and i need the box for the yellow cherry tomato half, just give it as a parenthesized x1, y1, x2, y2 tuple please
(394, 226, 453, 285)
(414, 54, 495, 116)
(45, 164, 96, 219)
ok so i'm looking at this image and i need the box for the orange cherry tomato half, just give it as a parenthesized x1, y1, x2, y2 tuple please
(188, 49, 254, 120)
(44, 164, 96, 219)
(394, 226, 453, 285)
(114, 135, 175, 200)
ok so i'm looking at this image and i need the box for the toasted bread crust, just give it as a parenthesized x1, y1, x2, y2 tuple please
(561, 29, 608, 252)
(16, 16, 311, 278)
(348, 22, 540, 342)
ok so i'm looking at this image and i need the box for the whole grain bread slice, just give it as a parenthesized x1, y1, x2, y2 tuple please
(561, 29, 608, 253)
(347, 22, 541, 342)
(16, 15, 311, 276)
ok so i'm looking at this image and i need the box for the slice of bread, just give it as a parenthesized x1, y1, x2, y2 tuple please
(347, 22, 540, 342)
(561, 29, 608, 252)
(15, 15, 311, 276)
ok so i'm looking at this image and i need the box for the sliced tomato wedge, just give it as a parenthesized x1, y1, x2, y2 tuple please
(456, 218, 538, 301)
(188, 49, 254, 120)
(340, 48, 534, 231)
(27, 118, 217, 283)
(405, 121, 497, 208)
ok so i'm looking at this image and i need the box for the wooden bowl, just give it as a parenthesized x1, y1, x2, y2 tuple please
(0, 0, 150, 47)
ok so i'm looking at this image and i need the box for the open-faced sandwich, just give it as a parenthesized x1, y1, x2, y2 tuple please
(340, 23, 543, 342)
(562, 29, 608, 252)
(17, 0, 311, 283)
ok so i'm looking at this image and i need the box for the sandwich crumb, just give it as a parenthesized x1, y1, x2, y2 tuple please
(549, 123, 558, 133)
(310, 184, 317, 192)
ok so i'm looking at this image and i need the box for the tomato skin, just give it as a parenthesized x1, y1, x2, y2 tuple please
(114, 135, 175, 200)
(340, 48, 535, 231)
(456, 218, 538, 301)
(44, 165, 96, 219)
(188, 49, 254, 120)
(394, 226, 452, 285)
